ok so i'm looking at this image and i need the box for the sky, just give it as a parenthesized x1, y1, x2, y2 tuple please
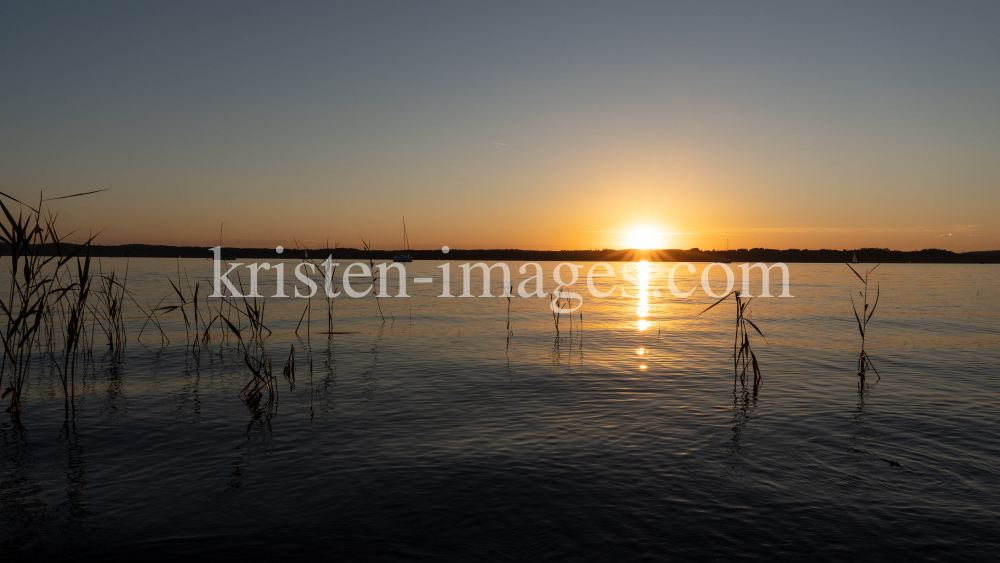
(1, 1, 998, 252)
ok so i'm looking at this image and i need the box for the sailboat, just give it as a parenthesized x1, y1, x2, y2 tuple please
(392, 217, 413, 263)
(852, 252, 858, 264)
(717, 239, 732, 264)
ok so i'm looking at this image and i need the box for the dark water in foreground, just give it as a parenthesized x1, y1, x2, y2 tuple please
(2, 260, 998, 561)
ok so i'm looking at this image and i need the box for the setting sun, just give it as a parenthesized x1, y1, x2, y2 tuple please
(1, 3, 997, 560)
(626, 226, 661, 249)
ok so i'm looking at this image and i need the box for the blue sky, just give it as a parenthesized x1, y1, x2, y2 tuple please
(2, 1, 998, 250)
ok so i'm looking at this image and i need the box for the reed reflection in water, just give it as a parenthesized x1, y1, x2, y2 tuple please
(0, 260, 998, 561)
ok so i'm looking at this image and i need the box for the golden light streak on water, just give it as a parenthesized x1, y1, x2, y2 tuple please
(636, 260, 650, 331)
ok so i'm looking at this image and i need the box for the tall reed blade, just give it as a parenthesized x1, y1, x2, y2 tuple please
(846, 263, 881, 381)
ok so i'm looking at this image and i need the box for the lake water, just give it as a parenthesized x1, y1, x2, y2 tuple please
(2, 259, 998, 561)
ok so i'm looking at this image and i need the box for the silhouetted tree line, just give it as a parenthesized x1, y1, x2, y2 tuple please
(2, 243, 997, 263)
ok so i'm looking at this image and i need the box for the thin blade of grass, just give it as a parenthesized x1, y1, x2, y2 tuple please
(850, 294, 864, 338)
(0, 191, 39, 213)
(42, 188, 110, 202)
(867, 283, 880, 323)
(697, 291, 734, 317)
(846, 263, 865, 283)
(745, 318, 767, 343)
(220, 314, 243, 341)
(166, 276, 187, 304)
(750, 349, 761, 377)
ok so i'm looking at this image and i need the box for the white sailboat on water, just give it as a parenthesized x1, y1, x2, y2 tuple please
(717, 239, 732, 264)
(392, 217, 413, 263)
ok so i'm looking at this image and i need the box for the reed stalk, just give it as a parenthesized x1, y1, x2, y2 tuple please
(91, 264, 129, 352)
(699, 290, 767, 392)
(549, 285, 566, 337)
(847, 263, 880, 380)
(361, 238, 385, 324)
(0, 190, 103, 415)
(155, 258, 196, 346)
(47, 249, 93, 406)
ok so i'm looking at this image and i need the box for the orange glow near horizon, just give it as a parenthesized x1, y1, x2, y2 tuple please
(3, 6, 999, 256)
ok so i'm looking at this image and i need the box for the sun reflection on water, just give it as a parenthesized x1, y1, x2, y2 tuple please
(636, 260, 649, 331)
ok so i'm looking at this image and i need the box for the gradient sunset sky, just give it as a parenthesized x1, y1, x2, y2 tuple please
(2, 2, 998, 251)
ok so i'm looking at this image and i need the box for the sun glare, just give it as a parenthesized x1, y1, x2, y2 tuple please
(626, 226, 660, 250)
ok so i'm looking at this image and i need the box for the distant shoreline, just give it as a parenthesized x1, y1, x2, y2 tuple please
(6, 244, 998, 263)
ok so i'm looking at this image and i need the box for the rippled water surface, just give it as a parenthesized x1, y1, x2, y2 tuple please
(2, 260, 998, 561)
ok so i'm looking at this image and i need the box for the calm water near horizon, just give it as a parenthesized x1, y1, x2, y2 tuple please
(2, 260, 998, 561)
